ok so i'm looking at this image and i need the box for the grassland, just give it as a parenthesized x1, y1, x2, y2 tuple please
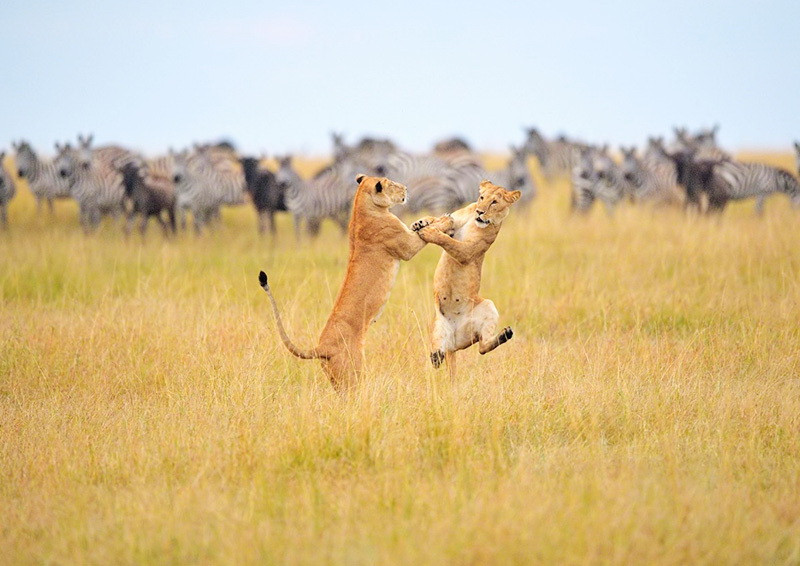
(1, 154, 799, 564)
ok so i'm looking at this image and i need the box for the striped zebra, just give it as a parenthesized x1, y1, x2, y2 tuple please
(523, 128, 585, 182)
(12, 140, 72, 214)
(619, 146, 683, 207)
(711, 159, 800, 213)
(489, 145, 537, 205)
(274, 153, 372, 239)
(0, 151, 16, 228)
(330, 132, 396, 174)
(383, 152, 463, 214)
(170, 147, 247, 234)
(570, 146, 624, 214)
(55, 142, 127, 232)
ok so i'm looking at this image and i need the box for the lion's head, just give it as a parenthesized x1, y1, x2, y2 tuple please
(474, 180, 521, 228)
(355, 174, 407, 209)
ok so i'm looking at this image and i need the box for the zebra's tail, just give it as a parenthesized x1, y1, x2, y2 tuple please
(258, 271, 328, 360)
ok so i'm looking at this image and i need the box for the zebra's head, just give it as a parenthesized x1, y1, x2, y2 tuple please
(522, 127, 547, 162)
(74, 133, 95, 172)
(695, 124, 720, 148)
(54, 142, 77, 180)
(620, 146, 642, 187)
(274, 155, 302, 196)
(12, 140, 35, 178)
(505, 145, 532, 194)
(169, 149, 190, 185)
(331, 132, 352, 163)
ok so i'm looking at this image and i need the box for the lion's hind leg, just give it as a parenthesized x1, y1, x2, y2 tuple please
(472, 299, 513, 355)
(430, 313, 454, 370)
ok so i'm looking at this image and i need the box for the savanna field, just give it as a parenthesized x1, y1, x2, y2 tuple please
(2, 154, 800, 564)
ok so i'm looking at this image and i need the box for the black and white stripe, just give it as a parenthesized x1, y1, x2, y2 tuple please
(171, 147, 247, 233)
(570, 146, 624, 214)
(55, 142, 127, 232)
(0, 151, 16, 228)
(274, 154, 369, 238)
(383, 152, 463, 214)
(12, 140, 72, 214)
(619, 147, 682, 207)
(713, 160, 800, 211)
(523, 128, 585, 182)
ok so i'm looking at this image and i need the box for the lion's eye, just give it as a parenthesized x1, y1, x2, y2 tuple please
(491, 200, 497, 205)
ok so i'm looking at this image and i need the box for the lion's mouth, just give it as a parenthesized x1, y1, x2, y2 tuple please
(475, 216, 490, 226)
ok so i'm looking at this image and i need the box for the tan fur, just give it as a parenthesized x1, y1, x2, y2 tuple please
(414, 180, 521, 379)
(260, 175, 449, 389)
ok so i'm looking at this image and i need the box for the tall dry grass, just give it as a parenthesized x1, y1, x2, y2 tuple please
(1, 153, 799, 564)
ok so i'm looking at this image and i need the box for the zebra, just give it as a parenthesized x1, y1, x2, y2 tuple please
(274, 153, 373, 239)
(170, 147, 247, 234)
(619, 146, 683, 207)
(55, 142, 127, 232)
(0, 151, 17, 228)
(523, 127, 585, 182)
(711, 159, 800, 213)
(383, 152, 464, 214)
(240, 156, 286, 236)
(487, 145, 537, 205)
(12, 140, 72, 214)
(120, 161, 176, 237)
(570, 145, 625, 214)
(330, 132, 396, 174)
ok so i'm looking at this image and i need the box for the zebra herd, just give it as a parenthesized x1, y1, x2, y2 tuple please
(1, 128, 799, 234)
(525, 126, 800, 215)
(1, 133, 536, 236)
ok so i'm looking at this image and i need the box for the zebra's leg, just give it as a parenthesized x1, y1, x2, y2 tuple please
(139, 214, 150, 236)
(306, 217, 321, 238)
(335, 213, 348, 235)
(0, 203, 7, 229)
(268, 210, 277, 237)
(124, 210, 136, 237)
(293, 214, 303, 242)
(707, 195, 728, 215)
(256, 210, 267, 235)
(167, 207, 177, 235)
(755, 195, 767, 216)
(192, 208, 205, 235)
(47, 198, 55, 215)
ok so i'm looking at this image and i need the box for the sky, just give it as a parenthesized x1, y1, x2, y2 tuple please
(3, 0, 799, 156)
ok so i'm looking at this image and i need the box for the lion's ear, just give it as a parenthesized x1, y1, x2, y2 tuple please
(375, 181, 382, 193)
(355, 174, 366, 184)
(505, 190, 521, 203)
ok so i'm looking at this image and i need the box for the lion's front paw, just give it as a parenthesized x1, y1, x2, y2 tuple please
(411, 216, 435, 232)
(427, 213, 454, 234)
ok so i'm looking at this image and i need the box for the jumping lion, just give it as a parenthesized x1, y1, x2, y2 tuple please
(413, 179, 521, 379)
(259, 174, 449, 389)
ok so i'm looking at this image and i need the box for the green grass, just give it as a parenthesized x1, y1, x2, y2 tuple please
(1, 154, 799, 564)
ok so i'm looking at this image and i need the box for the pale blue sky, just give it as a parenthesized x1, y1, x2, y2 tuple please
(4, 0, 799, 155)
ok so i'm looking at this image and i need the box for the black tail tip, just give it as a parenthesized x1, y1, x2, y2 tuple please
(258, 270, 268, 289)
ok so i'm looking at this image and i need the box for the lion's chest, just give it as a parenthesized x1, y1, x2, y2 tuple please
(371, 260, 400, 324)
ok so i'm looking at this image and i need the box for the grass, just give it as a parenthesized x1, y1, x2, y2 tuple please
(1, 153, 800, 564)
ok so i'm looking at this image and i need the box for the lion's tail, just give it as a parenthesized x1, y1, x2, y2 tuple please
(258, 271, 329, 360)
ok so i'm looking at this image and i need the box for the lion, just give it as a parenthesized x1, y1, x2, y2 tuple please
(412, 179, 521, 379)
(258, 174, 450, 389)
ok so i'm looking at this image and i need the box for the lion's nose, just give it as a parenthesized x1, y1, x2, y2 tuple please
(476, 209, 485, 215)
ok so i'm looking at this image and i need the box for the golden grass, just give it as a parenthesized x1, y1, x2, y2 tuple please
(1, 153, 800, 565)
